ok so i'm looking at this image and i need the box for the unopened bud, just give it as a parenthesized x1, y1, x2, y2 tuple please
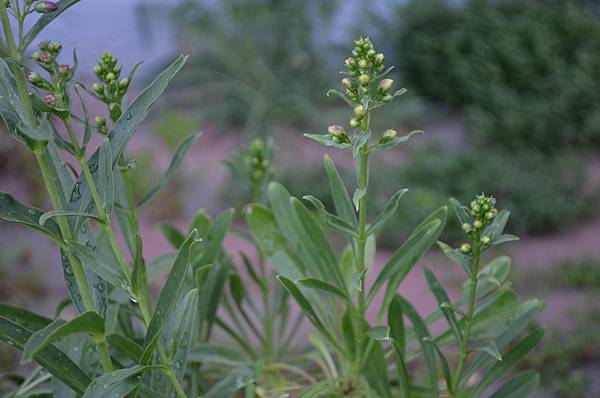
(358, 59, 368, 69)
(481, 236, 491, 245)
(460, 243, 472, 254)
(358, 74, 370, 85)
(382, 129, 397, 141)
(44, 94, 56, 107)
(354, 105, 365, 117)
(341, 77, 352, 88)
(39, 51, 51, 63)
(95, 115, 106, 127)
(105, 72, 116, 82)
(374, 53, 384, 64)
(462, 223, 472, 233)
(473, 220, 483, 229)
(328, 125, 346, 137)
(350, 118, 360, 128)
(34, 0, 58, 13)
(118, 78, 129, 89)
(379, 79, 393, 93)
(92, 83, 104, 95)
(93, 65, 102, 75)
(58, 64, 71, 78)
(26, 71, 42, 84)
(32, 51, 41, 61)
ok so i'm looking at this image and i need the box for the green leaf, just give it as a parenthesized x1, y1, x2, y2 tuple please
(373, 130, 422, 151)
(131, 234, 151, 307)
(488, 370, 540, 398)
(304, 133, 351, 149)
(276, 276, 340, 352)
(67, 55, 188, 220)
(437, 241, 471, 276)
(138, 132, 201, 208)
(81, 365, 165, 398)
(367, 325, 390, 341)
(188, 343, 248, 367)
(468, 327, 544, 398)
(302, 195, 358, 238)
(473, 340, 502, 361)
(0, 314, 90, 394)
(423, 267, 462, 345)
(388, 295, 405, 356)
(0, 192, 62, 241)
(0, 304, 51, 332)
(368, 206, 447, 308)
(341, 310, 356, 360)
(97, 138, 114, 214)
(361, 339, 392, 398)
(140, 229, 200, 364)
(22, 0, 82, 50)
(324, 155, 357, 228)
(352, 188, 366, 211)
(0, 58, 25, 136)
(203, 366, 255, 398)
(17, 121, 51, 152)
(326, 88, 355, 107)
(38, 210, 105, 227)
(23, 311, 105, 362)
(159, 223, 185, 249)
(367, 188, 408, 235)
(297, 278, 352, 304)
(193, 208, 234, 268)
(423, 337, 453, 394)
(449, 197, 472, 225)
(106, 333, 142, 362)
(397, 295, 438, 394)
(70, 243, 131, 294)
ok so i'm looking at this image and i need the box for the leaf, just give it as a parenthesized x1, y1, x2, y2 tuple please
(17, 121, 51, 151)
(67, 55, 188, 220)
(297, 278, 352, 303)
(368, 206, 447, 308)
(0, 315, 90, 394)
(473, 340, 503, 361)
(488, 370, 540, 398)
(74, 85, 93, 149)
(159, 223, 185, 249)
(468, 327, 544, 398)
(367, 188, 408, 235)
(361, 339, 392, 398)
(493, 234, 520, 245)
(276, 276, 340, 352)
(438, 241, 472, 276)
(449, 198, 472, 225)
(97, 138, 114, 214)
(70, 243, 131, 294)
(326, 88, 355, 107)
(23, 311, 105, 362)
(203, 366, 255, 398)
(81, 365, 165, 398)
(423, 337, 453, 394)
(323, 155, 357, 228)
(38, 210, 106, 227)
(188, 344, 248, 367)
(131, 234, 151, 307)
(0, 192, 62, 241)
(373, 130, 422, 151)
(193, 208, 234, 268)
(138, 132, 201, 208)
(388, 295, 405, 355)
(397, 295, 438, 394)
(106, 333, 142, 362)
(0, 304, 51, 332)
(302, 195, 357, 238)
(22, 0, 82, 50)
(352, 188, 366, 211)
(304, 133, 351, 149)
(367, 325, 390, 341)
(423, 267, 462, 345)
(140, 230, 200, 364)
(0, 58, 25, 135)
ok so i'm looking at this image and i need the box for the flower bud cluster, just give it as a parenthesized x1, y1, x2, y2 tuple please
(327, 125, 350, 144)
(459, 193, 498, 254)
(27, 40, 73, 111)
(236, 138, 273, 201)
(92, 51, 130, 125)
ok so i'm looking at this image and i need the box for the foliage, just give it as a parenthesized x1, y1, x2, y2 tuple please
(394, 0, 600, 151)
(0, 3, 542, 398)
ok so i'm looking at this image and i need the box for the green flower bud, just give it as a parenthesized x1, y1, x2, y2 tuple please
(358, 74, 370, 85)
(95, 115, 106, 126)
(481, 236, 491, 245)
(32, 51, 42, 61)
(92, 83, 104, 95)
(358, 59, 368, 69)
(473, 219, 483, 229)
(105, 72, 116, 82)
(485, 211, 495, 220)
(379, 79, 393, 93)
(472, 204, 481, 213)
(374, 53, 384, 64)
(93, 65, 102, 75)
(350, 118, 360, 128)
(382, 129, 397, 140)
(118, 78, 129, 89)
(328, 125, 346, 137)
(460, 243, 472, 254)
(341, 77, 352, 88)
(26, 71, 42, 84)
(462, 223, 472, 233)
(354, 105, 365, 117)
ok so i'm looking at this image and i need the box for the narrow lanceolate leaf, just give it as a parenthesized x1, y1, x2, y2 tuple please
(0, 58, 25, 135)
(138, 132, 201, 208)
(473, 340, 503, 362)
(97, 138, 114, 214)
(367, 325, 390, 341)
(438, 241, 471, 276)
(193, 208, 234, 268)
(468, 327, 544, 398)
(362, 339, 392, 398)
(397, 295, 438, 394)
(81, 365, 166, 398)
(276, 276, 340, 352)
(324, 155, 357, 228)
(423, 337, 453, 394)
(0, 192, 62, 241)
(67, 55, 188, 219)
(0, 304, 52, 331)
(424, 267, 462, 345)
(449, 198, 472, 225)
(488, 370, 540, 398)
(159, 223, 185, 249)
(373, 129, 422, 151)
(140, 230, 200, 364)
(38, 210, 106, 227)
(23, 311, 105, 362)
(297, 278, 352, 304)
(302, 195, 358, 238)
(303, 133, 351, 149)
(70, 243, 131, 294)
(368, 206, 447, 309)
(106, 333, 142, 362)
(203, 366, 255, 398)
(22, 0, 82, 50)
(132, 234, 151, 308)
(0, 315, 90, 394)
(367, 188, 408, 235)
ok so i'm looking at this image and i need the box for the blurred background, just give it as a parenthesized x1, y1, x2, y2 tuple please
(1, 0, 600, 396)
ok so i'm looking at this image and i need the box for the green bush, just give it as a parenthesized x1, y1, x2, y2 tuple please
(395, 0, 600, 150)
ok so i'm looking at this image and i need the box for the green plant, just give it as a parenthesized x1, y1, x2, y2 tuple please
(245, 37, 544, 397)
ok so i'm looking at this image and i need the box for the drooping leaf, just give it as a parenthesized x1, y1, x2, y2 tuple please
(303, 133, 351, 149)
(138, 132, 201, 208)
(323, 155, 357, 228)
(38, 210, 105, 227)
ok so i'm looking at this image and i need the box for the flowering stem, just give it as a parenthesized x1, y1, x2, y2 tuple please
(451, 246, 481, 395)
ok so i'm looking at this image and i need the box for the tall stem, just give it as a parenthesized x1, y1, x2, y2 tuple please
(451, 247, 481, 395)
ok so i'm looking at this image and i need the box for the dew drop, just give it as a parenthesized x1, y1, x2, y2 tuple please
(125, 112, 132, 120)
(89, 162, 98, 173)
(70, 182, 82, 202)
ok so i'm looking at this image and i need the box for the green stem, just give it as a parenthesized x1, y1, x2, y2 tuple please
(97, 338, 114, 372)
(451, 247, 481, 395)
